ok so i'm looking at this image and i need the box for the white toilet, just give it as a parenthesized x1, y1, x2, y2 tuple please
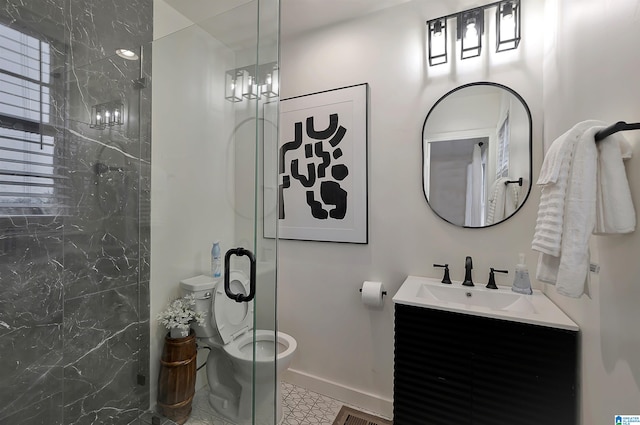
(180, 271, 297, 425)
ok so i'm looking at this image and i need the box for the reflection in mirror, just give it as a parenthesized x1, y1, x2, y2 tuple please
(422, 82, 532, 228)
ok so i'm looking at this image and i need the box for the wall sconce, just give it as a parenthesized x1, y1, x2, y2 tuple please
(90, 101, 124, 129)
(426, 0, 521, 66)
(262, 64, 279, 99)
(496, 0, 521, 52)
(225, 70, 243, 102)
(224, 62, 278, 103)
(427, 18, 447, 66)
(242, 70, 260, 100)
(458, 8, 484, 59)
(458, 9, 484, 59)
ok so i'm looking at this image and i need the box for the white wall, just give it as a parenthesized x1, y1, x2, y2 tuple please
(425, 91, 501, 134)
(542, 0, 640, 423)
(279, 0, 545, 417)
(150, 3, 237, 404)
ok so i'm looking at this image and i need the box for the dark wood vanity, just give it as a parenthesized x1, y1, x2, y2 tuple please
(393, 304, 578, 425)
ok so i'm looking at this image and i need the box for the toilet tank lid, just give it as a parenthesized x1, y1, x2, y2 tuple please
(180, 274, 217, 291)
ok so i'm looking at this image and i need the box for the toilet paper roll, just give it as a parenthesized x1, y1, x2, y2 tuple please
(361, 281, 385, 307)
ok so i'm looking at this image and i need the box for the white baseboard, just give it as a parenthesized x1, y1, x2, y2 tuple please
(282, 368, 393, 419)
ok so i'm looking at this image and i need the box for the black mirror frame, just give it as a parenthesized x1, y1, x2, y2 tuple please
(421, 81, 533, 228)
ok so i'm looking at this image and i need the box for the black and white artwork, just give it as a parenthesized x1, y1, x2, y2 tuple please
(264, 84, 368, 243)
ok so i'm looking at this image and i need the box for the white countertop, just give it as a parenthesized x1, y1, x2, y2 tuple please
(392, 275, 579, 331)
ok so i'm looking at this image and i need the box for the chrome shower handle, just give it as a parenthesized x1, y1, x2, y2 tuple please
(224, 247, 256, 303)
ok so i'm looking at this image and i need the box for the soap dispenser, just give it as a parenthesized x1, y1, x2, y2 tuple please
(511, 253, 533, 295)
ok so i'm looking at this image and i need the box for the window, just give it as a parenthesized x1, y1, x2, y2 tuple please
(0, 22, 65, 216)
(496, 114, 510, 179)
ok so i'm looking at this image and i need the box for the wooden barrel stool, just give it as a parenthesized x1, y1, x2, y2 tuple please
(157, 329, 197, 425)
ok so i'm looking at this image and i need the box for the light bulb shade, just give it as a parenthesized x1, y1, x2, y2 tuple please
(427, 18, 447, 66)
(458, 9, 483, 59)
(263, 65, 279, 98)
(90, 101, 124, 129)
(225, 70, 243, 102)
(272, 66, 279, 96)
(497, 0, 521, 52)
(242, 70, 260, 100)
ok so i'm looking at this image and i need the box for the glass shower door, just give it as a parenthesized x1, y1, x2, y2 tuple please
(151, 0, 279, 424)
(218, 1, 281, 422)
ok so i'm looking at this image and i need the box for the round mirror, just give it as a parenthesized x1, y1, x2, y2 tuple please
(422, 82, 532, 228)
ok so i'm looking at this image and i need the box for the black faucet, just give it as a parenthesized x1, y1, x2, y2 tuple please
(433, 264, 452, 284)
(486, 268, 509, 289)
(462, 256, 474, 287)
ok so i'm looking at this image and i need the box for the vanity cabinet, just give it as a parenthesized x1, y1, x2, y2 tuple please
(393, 304, 578, 425)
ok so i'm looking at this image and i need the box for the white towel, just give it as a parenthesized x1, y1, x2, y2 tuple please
(487, 177, 507, 224)
(553, 124, 599, 297)
(594, 132, 635, 234)
(505, 180, 519, 217)
(486, 177, 519, 224)
(531, 121, 601, 256)
(533, 121, 601, 297)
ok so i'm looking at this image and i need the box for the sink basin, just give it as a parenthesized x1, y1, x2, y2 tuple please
(393, 276, 578, 330)
(416, 283, 536, 313)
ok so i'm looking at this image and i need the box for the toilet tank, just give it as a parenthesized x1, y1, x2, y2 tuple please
(180, 274, 217, 339)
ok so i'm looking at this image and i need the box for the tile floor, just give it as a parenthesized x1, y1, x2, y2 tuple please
(141, 381, 373, 425)
(277, 382, 344, 425)
(184, 381, 344, 425)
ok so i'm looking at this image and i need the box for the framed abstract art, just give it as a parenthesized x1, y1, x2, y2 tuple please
(264, 83, 368, 243)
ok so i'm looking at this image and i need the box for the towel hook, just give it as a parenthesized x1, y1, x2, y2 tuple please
(504, 178, 523, 186)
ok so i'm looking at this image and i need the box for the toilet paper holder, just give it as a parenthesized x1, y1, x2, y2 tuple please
(359, 288, 387, 296)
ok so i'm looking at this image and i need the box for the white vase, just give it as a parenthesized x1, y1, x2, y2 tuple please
(170, 327, 190, 339)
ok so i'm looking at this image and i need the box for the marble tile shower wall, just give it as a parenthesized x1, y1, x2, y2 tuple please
(0, 1, 152, 424)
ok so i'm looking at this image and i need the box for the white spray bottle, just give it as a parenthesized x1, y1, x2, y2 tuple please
(211, 241, 222, 279)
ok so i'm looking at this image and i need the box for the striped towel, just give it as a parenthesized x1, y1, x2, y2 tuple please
(486, 177, 519, 225)
(532, 121, 602, 298)
(531, 121, 600, 256)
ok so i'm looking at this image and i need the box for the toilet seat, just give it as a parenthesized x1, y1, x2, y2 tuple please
(213, 270, 254, 344)
(224, 329, 297, 363)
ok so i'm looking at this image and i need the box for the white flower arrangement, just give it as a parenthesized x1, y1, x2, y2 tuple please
(157, 294, 206, 332)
